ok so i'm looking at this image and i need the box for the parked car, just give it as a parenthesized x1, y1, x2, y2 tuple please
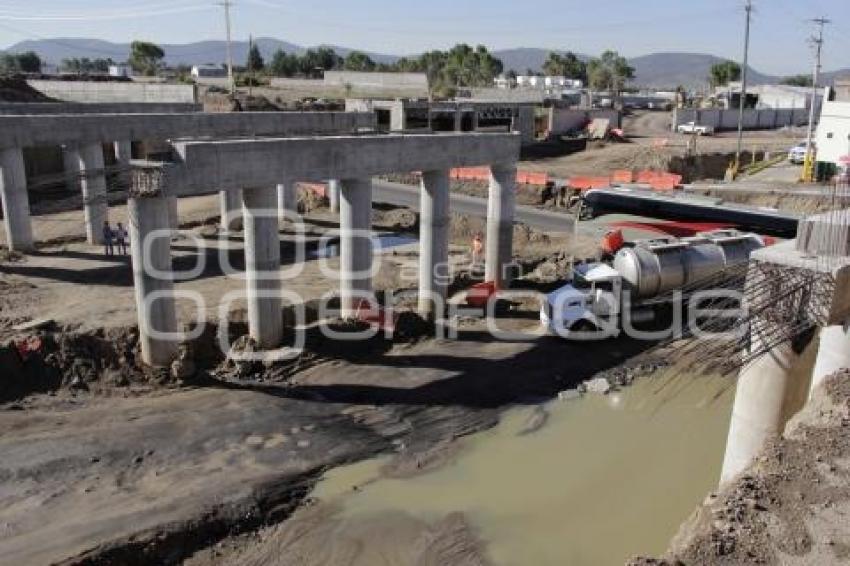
(788, 140, 815, 164)
(676, 121, 715, 135)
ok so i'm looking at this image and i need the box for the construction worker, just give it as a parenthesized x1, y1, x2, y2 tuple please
(102, 221, 115, 256)
(115, 222, 128, 256)
(471, 232, 484, 270)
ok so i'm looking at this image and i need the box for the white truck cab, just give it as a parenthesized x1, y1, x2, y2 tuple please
(541, 262, 622, 339)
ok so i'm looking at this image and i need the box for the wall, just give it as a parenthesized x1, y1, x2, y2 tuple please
(548, 108, 622, 135)
(673, 107, 810, 131)
(323, 71, 428, 94)
(26, 80, 198, 104)
(0, 102, 200, 115)
(816, 101, 850, 165)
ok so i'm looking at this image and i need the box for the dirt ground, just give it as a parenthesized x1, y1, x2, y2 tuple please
(631, 370, 850, 565)
(0, 189, 634, 564)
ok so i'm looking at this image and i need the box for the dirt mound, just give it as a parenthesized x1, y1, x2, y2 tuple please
(0, 75, 55, 102)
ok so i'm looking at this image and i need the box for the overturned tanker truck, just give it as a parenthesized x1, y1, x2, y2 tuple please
(540, 230, 765, 339)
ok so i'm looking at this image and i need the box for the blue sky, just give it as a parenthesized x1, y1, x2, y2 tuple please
(0, 0, 848, 74)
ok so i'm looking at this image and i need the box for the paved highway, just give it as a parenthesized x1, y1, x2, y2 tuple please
(372, 179, 577, 233)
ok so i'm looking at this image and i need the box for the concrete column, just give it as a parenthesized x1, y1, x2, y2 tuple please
(453, 109, 463, 132)
(720, 324, 818, 485)
(114, 140, 132, 165)
(242, 187, 283, 348)
(418, 169, 450, 319)
(0, 147, 34, 252)
(219, 189, 243, 231)
(276, 182, 297, 221)
(128, 195, 178, 367)
(810, 321, 850, 395)
(327, 179, 340, 213)
(167, 196, 179, 231)
(71, 143, 109, 245)
(485, 163, 516, 286)
(113, 140, 133, 193)
(339, 177, 373, 317)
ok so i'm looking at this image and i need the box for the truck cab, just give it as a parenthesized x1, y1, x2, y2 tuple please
(541, 262, 622, 339)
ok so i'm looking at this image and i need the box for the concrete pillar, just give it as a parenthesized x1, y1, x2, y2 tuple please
(339, 178, 373, 317)
(114, 140, 132, 165)
(167, 196, 179, 231)
(453, 109, 463, 132)
(485, 163, 516, 286)
(327, 179, 340, 213)
(418, 169, 450, 318)
(71, 143, 109, 245)
(113, 140, 133, 193)
(242, 187, 283, 348)
(720, 324, 818, 485)
(810, 321, 850, 395)
(276, 182, 297, 221)
(128, 195, 178, 367)
(0, 147, 34, 252)
(219, 189, 243, 231)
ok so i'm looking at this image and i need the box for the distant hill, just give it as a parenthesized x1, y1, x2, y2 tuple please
(4, 37, 396, 67)
(627, 52, 778, 89)
(4, 38, 847, 89)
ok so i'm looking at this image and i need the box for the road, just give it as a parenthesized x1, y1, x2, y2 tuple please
(372, 179, 576, 233)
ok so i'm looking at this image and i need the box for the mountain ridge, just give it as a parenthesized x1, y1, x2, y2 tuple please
(4, 38, 848, 89)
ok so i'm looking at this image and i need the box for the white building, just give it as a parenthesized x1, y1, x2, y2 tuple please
(515, 75, 583, 90)
(191, 64, 227, 78)
(816, 87, 850, 167)
(108, 64, 131, 78)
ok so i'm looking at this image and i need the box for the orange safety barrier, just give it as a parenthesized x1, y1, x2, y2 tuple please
(450, 168, 550, 187)
(567, 176, 612, 191)
(612, 170, 634, 184)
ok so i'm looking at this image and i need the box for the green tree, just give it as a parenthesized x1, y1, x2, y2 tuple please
(780, 74, 813, 87)
(0, 51, 42, 73)
(128, 41, 165, 76)
(247, 43, 264, 71)
(343, 50, 376, 72)
(709, 60, 741, 87)
(587, 50, 634, 92)
(542, 51, 587, 82)
(269, 49, 298, 77)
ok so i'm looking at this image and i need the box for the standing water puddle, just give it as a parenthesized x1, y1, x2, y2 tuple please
(311, 371, 735, 565)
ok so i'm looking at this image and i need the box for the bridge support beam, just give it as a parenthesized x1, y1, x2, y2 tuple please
(69, 143, 109, 245)
(810, 320, 850, 395)
(720, 324, 817, 485)
(129, 195, 178, 367)
(243, 186, 283, 349)
(220, 189, 243, 231)
(339, 177, 373, 317)
(485, 162, 516, 287)
(0, 147, 34, 252)
(327, 179, 340, 213)
(418, 169, 450, 319)
(277, 181, 297, 222)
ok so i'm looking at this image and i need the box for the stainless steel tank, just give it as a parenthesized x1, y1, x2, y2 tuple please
(613, 231, 764, 300)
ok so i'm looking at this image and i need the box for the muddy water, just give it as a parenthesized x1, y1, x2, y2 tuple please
(312, 372, 735, 565)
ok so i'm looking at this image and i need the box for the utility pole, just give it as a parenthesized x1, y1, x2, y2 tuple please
(247, 34, 253, 98)
(734, 0, 753, 173)
(217, 0, 236, 97)
(802, 16, 830, 183)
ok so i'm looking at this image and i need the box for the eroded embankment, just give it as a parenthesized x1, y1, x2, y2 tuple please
(632, 370, 850, 565)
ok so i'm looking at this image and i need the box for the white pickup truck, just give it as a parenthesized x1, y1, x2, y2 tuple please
(676, 121, 715, 135)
